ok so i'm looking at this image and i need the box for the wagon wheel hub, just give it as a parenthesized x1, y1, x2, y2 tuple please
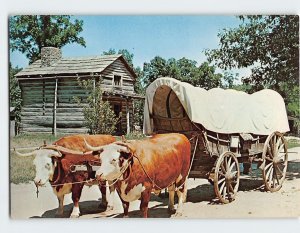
(225, 172, 234, 180)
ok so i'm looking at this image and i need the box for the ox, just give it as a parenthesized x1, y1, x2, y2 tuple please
(85, 133, 191, 218)
(15, 134, 115, 217)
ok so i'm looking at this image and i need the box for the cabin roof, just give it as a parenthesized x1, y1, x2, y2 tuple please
(15, 54, 137, 79)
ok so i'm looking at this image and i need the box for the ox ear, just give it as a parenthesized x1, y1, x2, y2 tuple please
(48, 150, 63, 158)
(115, 142, 135, 154)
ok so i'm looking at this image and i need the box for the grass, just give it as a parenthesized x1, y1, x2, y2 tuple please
(287, 139, 300, 149)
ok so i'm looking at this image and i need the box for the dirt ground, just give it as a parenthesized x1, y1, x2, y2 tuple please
(10, 147, 300, 219)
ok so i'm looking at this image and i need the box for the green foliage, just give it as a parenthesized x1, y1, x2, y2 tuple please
(206, 15, 299, 117)
(9, 63, 22, 132)
(143, 56, 223, 89)
(102, 48, 134, 68)
(9, 15, 86, 63)
(75, 79, 119, 135)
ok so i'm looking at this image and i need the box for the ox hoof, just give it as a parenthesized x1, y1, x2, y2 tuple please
(173, 211, 183, 218)
(167, 207, 176, 214)
(123, 215, 129, 218)
(105, 205, 113, 212)
(70, 213, 80, 218)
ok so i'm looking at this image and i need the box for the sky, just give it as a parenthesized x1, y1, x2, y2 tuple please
(10, 15, 250, 77)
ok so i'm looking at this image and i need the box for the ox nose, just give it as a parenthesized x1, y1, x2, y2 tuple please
(34, 179, 42, 186)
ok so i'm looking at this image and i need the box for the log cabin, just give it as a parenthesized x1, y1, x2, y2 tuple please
(15, 47, 143, 135)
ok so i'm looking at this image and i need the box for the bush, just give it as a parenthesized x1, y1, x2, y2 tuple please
(75, 78, 119, 135)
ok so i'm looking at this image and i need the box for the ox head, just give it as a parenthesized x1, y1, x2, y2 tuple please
(84, 139, 134, 181)
(15, 145, 84, 186)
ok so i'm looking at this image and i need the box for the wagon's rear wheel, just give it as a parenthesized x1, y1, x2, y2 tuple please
(262, 132, 288, 192)
(214, 151, 240, 204)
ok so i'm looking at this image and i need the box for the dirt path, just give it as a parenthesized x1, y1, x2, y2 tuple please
(10, 147, 300, 219)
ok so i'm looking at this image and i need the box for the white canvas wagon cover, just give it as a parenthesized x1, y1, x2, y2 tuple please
(143, 77, 289, 135)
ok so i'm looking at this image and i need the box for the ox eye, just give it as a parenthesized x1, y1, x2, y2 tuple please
(110, 159, 116, 164)
(45, 163, 51, 169)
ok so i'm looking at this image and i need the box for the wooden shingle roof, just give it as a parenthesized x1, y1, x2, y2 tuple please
(15, 54, 136, 78)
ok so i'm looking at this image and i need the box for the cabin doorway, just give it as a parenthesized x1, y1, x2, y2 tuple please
(113, 104, 122, 135)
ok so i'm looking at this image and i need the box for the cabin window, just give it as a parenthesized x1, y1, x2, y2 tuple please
(113, 75, 122, 86)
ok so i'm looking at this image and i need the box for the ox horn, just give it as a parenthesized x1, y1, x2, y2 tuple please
(84, 138, 104, 152)
(14, 148, 36, 157)
(42, 145, 84, 156)
(114, 142, 136, 154)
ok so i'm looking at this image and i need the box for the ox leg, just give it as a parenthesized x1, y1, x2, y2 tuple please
(98, 182, 108, 209)
(107, 183, 115, 211)
(175, 184, 186, 217)
(70, 184, 83, 218)
(120, 198, 130, 218)
(140, 189, 151, 218)
(55, 195, 64, 217)
(167, 184, 176, 214)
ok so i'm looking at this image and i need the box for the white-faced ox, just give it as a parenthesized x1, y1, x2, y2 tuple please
(85, 133, 191, 218)
(15, 134, 115, 217)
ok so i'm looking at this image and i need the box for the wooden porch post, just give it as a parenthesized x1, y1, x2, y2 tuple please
(126, 98, 130, 135)
(53, 78, 58, 136)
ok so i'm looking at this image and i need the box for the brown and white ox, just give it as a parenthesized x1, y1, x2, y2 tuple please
(15, 134, 115, 217)
(85, 133, 191, 218)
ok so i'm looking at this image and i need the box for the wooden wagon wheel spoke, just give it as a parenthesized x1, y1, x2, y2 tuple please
(275, 166, 283, 176)
(214, 151, 240, 204)
(266, 167, 273, 182)
(218, 177, 226, 185)
(224, 157, 228, 170)
(265, 157, 273, 162)
(223, 183, 228, 197)
(267, 145, 273, 158)
(227, 157, 232, 170)
(229, 162, 235, 172)
(219, 180, 226, 193)
(231, 171, 238, 177)
(265, 162, 273, 170)
(273, 166, 281, 185)
(262, 132, 288, 192)
(272, 135, 278, 155)
(229, 183, 235, 193)
(278, 143, 285, 154)
(221, 164, 226, 173)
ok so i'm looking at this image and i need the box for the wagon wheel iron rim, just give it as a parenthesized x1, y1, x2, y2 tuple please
(214, 151, 240, 204)
(262, 131, 288, 192)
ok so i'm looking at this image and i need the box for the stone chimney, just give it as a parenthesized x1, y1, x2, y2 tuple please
(40, 47, 62, 67)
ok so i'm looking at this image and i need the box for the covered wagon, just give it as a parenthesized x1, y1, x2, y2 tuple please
(144, 77, 290, 203)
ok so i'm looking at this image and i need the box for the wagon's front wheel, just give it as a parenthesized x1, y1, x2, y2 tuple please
(262, 132, 288, 192)
(214, 151, 240, 204)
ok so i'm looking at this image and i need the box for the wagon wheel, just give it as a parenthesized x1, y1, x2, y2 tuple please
(214, 151, 240, 204)
(262, 132, 288, 192)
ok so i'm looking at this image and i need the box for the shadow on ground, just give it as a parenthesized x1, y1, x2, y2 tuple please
(31, 160, 299, 218)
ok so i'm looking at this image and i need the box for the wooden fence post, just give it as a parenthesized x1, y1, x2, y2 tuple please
(126, 98, 130, 135)
(53, 78, 58, 136)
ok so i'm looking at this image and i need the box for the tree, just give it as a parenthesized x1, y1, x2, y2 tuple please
(9, 63, 22, 133)
(9, 15, 86, 63)
(143, 56, 223, 90)
(75, 79, 119, 135)
(206, 15, 299, 117)
(102, 48, 134, 68)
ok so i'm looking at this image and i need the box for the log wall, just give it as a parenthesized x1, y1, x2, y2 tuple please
(19, 76, 134, 135)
